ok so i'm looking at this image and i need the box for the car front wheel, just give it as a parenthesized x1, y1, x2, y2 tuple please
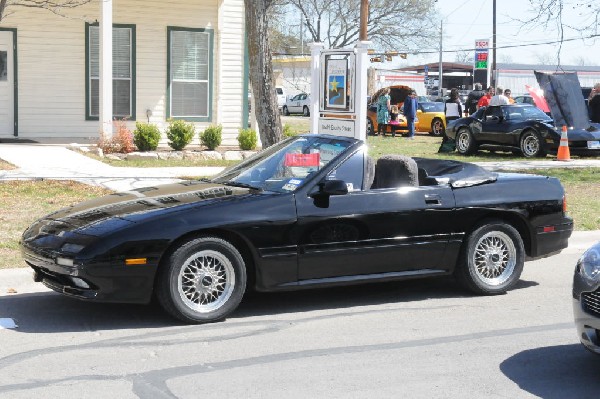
(156, 236, 247, 324)
(456, 128, 477, 155)
(282, 106, 290, 116)
(430, 118, 444, 136)
(455, 222, 524, 295)
(520, 130, 546, 158)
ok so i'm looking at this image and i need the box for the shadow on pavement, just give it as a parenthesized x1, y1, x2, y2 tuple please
(501, 344, 600, 398)
(1, 276, 539, 333)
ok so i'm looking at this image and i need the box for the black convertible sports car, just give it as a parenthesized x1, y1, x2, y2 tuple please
(21, 134, 573, 323)
(445, 104, 600, 157)
(573, 241, 600, 354)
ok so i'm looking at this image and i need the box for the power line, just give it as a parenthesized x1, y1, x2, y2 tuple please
(413, 33, 600, 55)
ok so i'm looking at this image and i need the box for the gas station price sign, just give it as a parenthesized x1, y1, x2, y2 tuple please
(474, 39, 489, 70)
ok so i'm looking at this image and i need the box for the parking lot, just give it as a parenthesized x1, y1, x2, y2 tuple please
(1, 232, 599, 398)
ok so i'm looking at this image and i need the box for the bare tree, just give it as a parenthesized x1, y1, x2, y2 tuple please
(518, 1, 600, 65)
(245, 0, 282, 148)
(281, 0, 439, 51)
(0, 0, 92, 21)
(454, 50, 473, 64)
(572, 55, 589, 66)
(535, 52, 556, 65)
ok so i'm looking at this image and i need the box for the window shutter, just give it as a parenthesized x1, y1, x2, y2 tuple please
(170, 30, 210, 118)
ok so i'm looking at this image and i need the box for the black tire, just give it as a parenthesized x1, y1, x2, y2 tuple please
(520, 130, 546, 158)
(367, 118, 375, 136)
(455, 222, 524, 295)
(303, 106, 310, 117)
(156, 236, 247, 324)
(430, 118, 445, 136)
(455, 128, 478, 155)
(282, 106, 290, 116)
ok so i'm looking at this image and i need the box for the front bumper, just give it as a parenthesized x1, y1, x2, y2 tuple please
(573, 269, 600, 355)
(22, 245, 156, 304)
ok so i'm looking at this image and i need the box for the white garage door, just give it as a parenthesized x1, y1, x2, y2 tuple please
(0, 31, 14, 137)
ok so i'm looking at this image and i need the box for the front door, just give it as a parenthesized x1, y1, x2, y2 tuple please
(295, 150, 457, 281)
(0, 31, 14, 137)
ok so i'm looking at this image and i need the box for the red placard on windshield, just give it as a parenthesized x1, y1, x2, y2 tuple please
(284, 153, 320, 167)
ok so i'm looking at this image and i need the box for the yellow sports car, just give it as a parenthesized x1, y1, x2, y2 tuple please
(416, 102, 446, 136)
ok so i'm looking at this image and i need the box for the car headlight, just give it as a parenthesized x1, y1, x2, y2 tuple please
(60, 243, 86, 254)
(577, 245, 600, 284)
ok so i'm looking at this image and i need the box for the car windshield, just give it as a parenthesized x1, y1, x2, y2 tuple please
(507, 106, 551, 121)
(210, 135, 355, 193)
(420, 102, 444, 112)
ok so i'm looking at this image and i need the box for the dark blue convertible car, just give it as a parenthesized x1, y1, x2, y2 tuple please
(445, 104, 600, 157)
(22, 134, 573, 323)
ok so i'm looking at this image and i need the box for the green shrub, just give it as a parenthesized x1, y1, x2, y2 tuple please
(283, 123, 296, 138)
(133, 122, 161, 151)
(166, 119, 195, 151)
(237, 128, 258, 150)
(200, 125, 222, 150)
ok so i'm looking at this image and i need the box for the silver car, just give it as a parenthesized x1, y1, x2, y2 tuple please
(573, 241, 600, 354)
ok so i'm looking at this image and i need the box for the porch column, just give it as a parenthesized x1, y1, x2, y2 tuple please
(99, 0, 113, 137)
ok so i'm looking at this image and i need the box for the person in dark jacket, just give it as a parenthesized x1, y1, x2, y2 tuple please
(589, 83, 600, 123)
(465, 83, 485, 115)
(403, 90, 418, 139)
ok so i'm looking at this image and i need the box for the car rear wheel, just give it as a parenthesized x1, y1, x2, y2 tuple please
(156, 236, 246, 324)
(455, 222, 524, 295)
(430, 118, 444, 136)
(456, 128, 477, 155)
(303, 106, 310, 117)
(520, 130, 546, 158)
(282, 106, 290, 116)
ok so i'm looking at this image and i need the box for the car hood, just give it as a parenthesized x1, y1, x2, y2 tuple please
(24, 181, 251, 239)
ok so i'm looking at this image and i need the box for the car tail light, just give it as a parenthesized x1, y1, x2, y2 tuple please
(562, 195, 567, 213)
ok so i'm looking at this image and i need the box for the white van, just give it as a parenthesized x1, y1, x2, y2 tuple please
(276, 87, 287, 109)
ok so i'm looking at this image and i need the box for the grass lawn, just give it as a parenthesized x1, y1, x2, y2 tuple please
(0, 181, 112, 269)
(0, 159, 16, 170)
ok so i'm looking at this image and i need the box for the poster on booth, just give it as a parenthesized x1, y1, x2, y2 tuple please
(326, 59, 347, 109)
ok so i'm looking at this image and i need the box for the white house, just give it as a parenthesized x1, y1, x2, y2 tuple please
(0, 0, 248, 146)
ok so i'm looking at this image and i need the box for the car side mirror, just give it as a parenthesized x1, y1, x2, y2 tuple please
(311, 180, 348, 197)
(310, 180, 348, 208)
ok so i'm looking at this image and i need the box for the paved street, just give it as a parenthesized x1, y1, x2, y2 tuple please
(1, 232, 599, 398)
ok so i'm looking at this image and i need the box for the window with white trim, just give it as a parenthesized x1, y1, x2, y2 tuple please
(168, 28, 212, 119)
(87, 25, 133, 118)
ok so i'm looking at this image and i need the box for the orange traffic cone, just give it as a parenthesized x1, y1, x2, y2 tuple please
(556, 125, 571, 161)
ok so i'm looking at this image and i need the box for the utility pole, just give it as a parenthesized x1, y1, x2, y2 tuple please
(438, 20, 443, 94)
(360, 0, 368, 41)
(491, 0, 497, 87)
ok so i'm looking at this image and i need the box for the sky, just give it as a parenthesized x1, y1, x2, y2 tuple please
(410, 0, 600, 67)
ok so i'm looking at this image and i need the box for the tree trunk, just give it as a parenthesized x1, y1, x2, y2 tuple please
(0, 0, 7, 22)
(244, 0, 282, 148)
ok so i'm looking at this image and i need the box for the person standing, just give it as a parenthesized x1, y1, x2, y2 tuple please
(477, 86, 495, 109)
(376, 87, 391, 136)
(589, 83, 600, 123)
(504, 88, 515, 104)
(465, 83, 485, 115)
(445, 88, 463, 122)
(403, 90, 418, 140)
(489, 86, 510, 106)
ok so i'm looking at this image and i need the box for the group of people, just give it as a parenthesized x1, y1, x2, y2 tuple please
(465, 84, 515, 114)
(376, 87, 418, 139)
(374, 81, 600, 140)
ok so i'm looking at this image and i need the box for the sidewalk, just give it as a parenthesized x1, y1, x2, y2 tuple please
(0, 144, 225, 191)
(1, 142, 600, 191)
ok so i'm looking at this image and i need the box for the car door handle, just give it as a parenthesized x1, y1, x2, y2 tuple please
(424, 194, 442, 205)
